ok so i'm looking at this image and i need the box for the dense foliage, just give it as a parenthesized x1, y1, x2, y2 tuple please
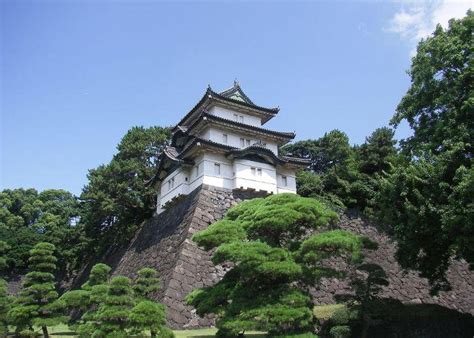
(0, 189, 83, 276)
(284, 127, 398, 213)
(188, 194, 369, 336)
(80, 126, 171, 256)
(377, 11, 473, 289)
(60, 264, 172, 337)
(0, 241, 11, 335)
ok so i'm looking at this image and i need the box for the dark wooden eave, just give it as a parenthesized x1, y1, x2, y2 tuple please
(172, 112, 295, 146)
(174, 86, 279, 130)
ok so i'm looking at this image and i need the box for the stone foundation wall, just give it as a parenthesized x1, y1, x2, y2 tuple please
(311, 211, 474, 313)
(84, 185, 473, 329)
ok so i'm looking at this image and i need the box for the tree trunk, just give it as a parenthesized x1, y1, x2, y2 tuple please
(42, 326, 49, 338)
(150, 329, 156, 338)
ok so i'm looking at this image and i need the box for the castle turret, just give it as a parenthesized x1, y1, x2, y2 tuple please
(152, 82, 309, 213)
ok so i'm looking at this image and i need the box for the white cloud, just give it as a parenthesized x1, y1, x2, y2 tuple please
(388, 0, 472, 54)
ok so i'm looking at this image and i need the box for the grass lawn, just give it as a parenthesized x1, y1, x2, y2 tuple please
(7, 306, 342, 337)
(313, 303, 346, 321)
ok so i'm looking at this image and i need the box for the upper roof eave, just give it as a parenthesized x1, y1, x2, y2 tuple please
(183, 112, 295, 142)
(174, 86, 280, 131)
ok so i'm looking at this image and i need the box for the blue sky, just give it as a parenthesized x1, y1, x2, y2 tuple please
(1, 1, 471, 195)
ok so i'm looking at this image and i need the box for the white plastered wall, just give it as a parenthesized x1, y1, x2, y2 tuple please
(276, 167, 297, 193)
(199, 126, 279, 154)
(233, 159, 278, 193)
(208, 106, 262, 127)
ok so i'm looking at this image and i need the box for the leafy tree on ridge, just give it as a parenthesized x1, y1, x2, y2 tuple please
(378, 10, 473, 289)
(80, 126, 171, 257)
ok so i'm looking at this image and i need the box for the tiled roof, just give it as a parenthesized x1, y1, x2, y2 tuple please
(185, 112, 295, 140)
(175, 85, 279, 129)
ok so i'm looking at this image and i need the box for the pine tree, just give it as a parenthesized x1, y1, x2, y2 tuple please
(188, 194, 369, 336)
(7, 242, 65, 337)
(61, 263, 111, 334)
(133, 267, 159, 300)
(130, 267, 173, 337)
(130, 300, 174, 338)
(94, 276, 134, 337)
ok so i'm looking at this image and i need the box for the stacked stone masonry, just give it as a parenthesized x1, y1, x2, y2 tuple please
(97, 185, 473, 329)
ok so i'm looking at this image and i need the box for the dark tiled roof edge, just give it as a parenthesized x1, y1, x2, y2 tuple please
(185, 112, 295, 140)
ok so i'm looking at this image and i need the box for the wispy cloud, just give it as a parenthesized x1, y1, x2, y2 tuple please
(387, 0, 472, 55)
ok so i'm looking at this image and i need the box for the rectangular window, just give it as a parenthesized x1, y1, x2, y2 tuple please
(233, 113, 239, 121)
(246, 139, 251, 146)
(195, 165, 199, 177)
(251, 167, 256, 176)
(239, 115, 244, 123)
(281, 176, 288, 187)
(240, 138, 245, 147)
(168, 177, 175, 190)
(257, 168, 262, 176)
(223, 134, 228, 144)
(214, 163, 221, 175)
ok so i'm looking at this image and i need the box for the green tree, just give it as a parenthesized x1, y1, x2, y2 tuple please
(187, 194, 368, 336)
(284, 130, 358, 209)
(94, 276, 134, 337)
(0, 241, 12, 336)
(133, 268, 160, 301)
(130, 268, 173, 337)
(80, 126, 171, 257)
(357, 127, 397, 176)
(7, 242, 65, 337)
(380, 11, 473, 288)
(130, 301, 173, 338)
(283, 130, 352, 173)
(349, 127, 399, 213)
(61, 263, 111, 332)
(0, 188, 83, 277)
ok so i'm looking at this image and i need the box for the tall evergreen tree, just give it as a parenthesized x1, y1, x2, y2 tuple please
(130, 300, 173, 338)
(130, 268, 173, 338)
(133, 267, 160, 301)
(94, 276, 134, 337)
(80, 126, 171, 256)
(7, 242, 65, 337)
(61, 263, 111, 333)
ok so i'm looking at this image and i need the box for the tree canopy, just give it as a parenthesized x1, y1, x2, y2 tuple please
(0, 189, 82, 277)
(80, 126, 171, 256)
(378, 11, 473, 289)
(188, 194, 368, 336)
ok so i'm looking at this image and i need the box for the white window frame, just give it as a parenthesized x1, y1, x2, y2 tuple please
(223, 133, 228, 144)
